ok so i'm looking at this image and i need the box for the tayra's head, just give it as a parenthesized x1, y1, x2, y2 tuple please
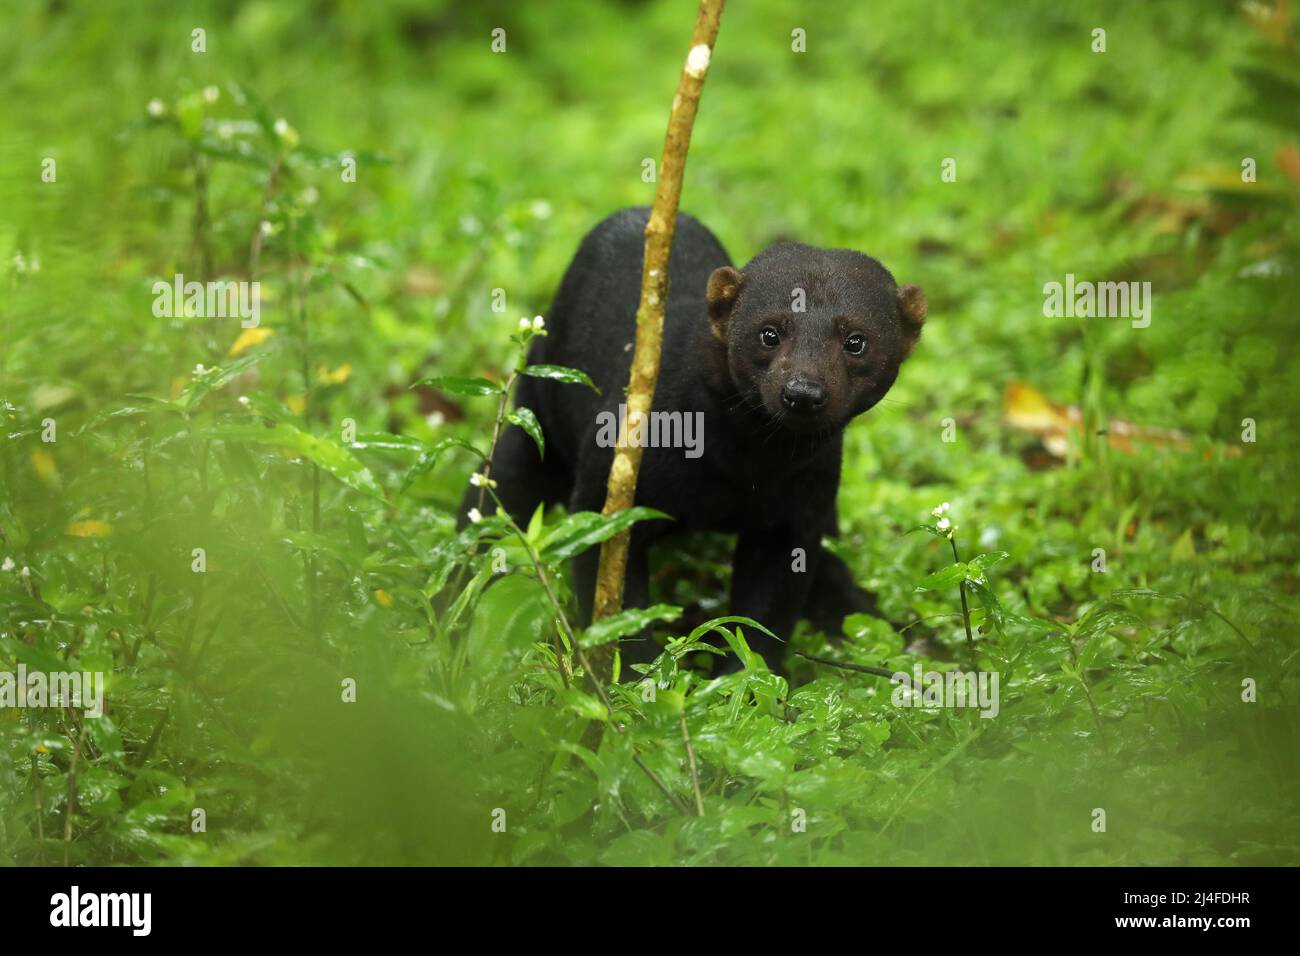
(707, 243, 926, 433)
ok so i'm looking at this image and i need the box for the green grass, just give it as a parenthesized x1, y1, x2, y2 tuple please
(1, 0, 1298, 866)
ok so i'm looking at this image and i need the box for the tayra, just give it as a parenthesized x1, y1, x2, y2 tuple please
(463, 207, 926, 671)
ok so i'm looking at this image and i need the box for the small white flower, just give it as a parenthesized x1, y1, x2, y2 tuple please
(930, 501, 951, 518)
(237, 395, 251, 407)
(426, 411, 446, 429)
(259, 220, 273, 237)
(469, 472, 484, 487)
(936, 517, 951, 532)
(13, 252, 26, 274)
(193, 363, 207, 375)
(273, 117, 289, 137)
(146, 98, 165, 117)
(1, 557, 14, 572)
(519, 317, 532, 331)
(531, 315, 546, 332)
(203, 85, 220, 104)
(530, 200, 552, 220)
(20, 566, 29, 577)
(467, 508, 483, 524)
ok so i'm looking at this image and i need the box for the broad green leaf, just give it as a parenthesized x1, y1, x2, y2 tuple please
(205, 422, 383, 498)
(349, 432, 424, 452)
(507, 406, 545, 459)
(580, 603, 682, 648)
(559, 688, 608, 722)
(601, 830, 671, 867)
(724, 626, 766, 673)
(916, 563, 969, 591)
(468, 574, 550, 668)
(686, 615, 777, 644)
(521, 364, 599, 392)
(966, 579, 1006, 636)
(539, 507, 670, 563)
(968, 551, 1010, 576)
(409, 375, 502, 397)
(525, 501, 545, 543)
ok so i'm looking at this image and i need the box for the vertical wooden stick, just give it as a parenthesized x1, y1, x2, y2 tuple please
(592, 0, 725, 644)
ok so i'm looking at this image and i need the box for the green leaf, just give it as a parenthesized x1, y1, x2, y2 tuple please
(968, 551, 1010, 576)
(916, 563, 969, 591)
(724, 626, 760, 672)
(521, 364, 599, 393)
(559, 688, 609, 722)
(1076, 632, 1105, 671)
(349, 432, 424, 452)
(205, 422, 383, 497)
(966, 579, 1006, 636)
(687, 615, 777, 644)
(580, 604, 682, 648)
(745, 669, 789, 701)
(400, 437, 484, 492)
(538, 507, 670, 563)
(468, 574, 550, 668)
(0, 637, 69, 675)
(409, 375, 502, 397)
(601, 830, 671, 867)
(507, 406, 545, 459)
(552, 769, 597, 826)
(525, 502, 546, 543)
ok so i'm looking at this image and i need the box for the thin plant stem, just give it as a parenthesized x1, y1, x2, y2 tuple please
(680, 714, 705, 816)
(950, 535, 976, 664)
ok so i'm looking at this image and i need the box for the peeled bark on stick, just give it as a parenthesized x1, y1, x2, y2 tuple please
(590, 0, 726, 661)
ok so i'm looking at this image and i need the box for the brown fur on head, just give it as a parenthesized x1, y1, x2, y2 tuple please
(896, 283, 927, 357)
(706, 265, 744, 341)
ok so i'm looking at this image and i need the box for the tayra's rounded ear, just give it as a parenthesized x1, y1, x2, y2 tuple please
(897, 283, 927, 357)
(706, 266, 744, 340)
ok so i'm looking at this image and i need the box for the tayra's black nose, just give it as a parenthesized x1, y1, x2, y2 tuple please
(781, 380, 827, 413)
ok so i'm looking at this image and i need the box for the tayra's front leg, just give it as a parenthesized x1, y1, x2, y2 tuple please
(727, 527, 821, 672)
(804, 546, 885, 634)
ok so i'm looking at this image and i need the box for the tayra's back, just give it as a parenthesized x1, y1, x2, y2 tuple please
(525, 207, 732, 470)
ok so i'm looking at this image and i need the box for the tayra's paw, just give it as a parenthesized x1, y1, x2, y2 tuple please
(847, 584, 886, 619)
(807, 584, 890, 636)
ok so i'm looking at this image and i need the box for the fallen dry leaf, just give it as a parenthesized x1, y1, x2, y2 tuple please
(65, 519, 113, 538)
(228, 326, 275, 357)
(1003, 382, 1241, 461)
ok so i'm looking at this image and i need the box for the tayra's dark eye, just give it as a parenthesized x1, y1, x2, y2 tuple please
(759, 327, 780, 349)
(844, 333, 867, 356)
